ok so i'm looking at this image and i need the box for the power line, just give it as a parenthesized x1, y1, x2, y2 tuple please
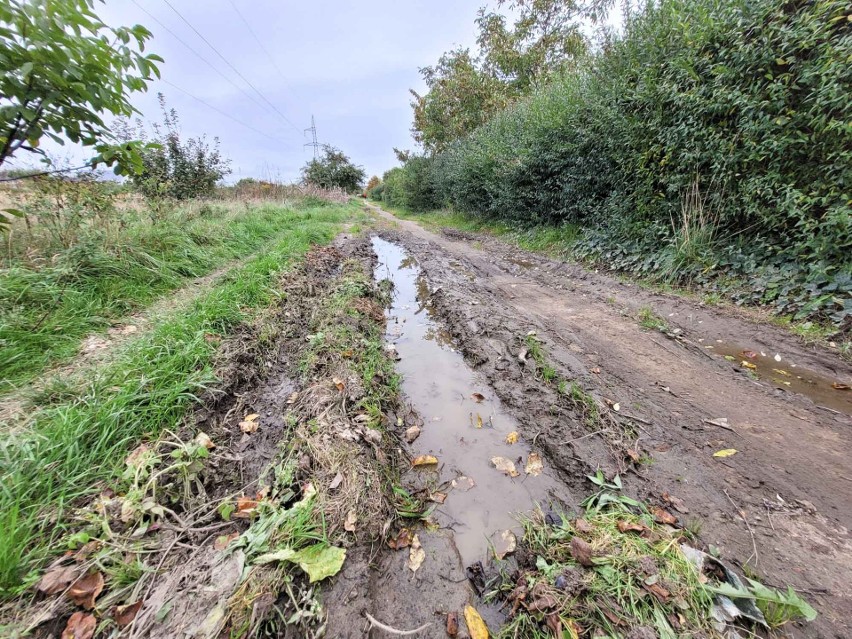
(226, 0, 303, 105)
(160, 0, 302, 134)
(161, 79, 290, 146)
(129, 0, 280, 125)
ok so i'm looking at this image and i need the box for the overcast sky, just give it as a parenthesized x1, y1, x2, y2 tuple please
(49, 0, 485, 183)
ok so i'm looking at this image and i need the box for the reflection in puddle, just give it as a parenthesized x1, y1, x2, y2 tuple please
(711, 343, 851, 414)
(372, 236, 570, 565)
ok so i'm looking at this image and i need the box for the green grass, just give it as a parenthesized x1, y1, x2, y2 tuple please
(0, 203, 360, 594)
(0, 201, 326, 392)
(637, 306, 670, 332)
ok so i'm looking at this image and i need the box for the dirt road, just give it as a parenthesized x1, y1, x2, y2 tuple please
(364, 204, 851, 638)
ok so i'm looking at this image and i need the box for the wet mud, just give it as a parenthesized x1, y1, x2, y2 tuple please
(367, 204, 852, 639)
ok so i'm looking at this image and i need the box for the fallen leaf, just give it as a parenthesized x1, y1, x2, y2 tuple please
(214, 532, 239, 550)
(713, 448, 738, 458)
(194, 432, 215, 450)
(328, 472, 344, 490)
(37, 564, 81, 596)
(505, 431, 519, 444)
(723, 355, 736, 361)
(286, 391, 299, 404)
(232, 496, 260, 519)
(741, 350, 758, 359)
(773, 368, 791, 377)
(491, 456, 519, 477)
(740, 361, 757, 370)
(570, 536, 594, 566)
(617, 520, 649, 534)
(471, 392, 485, 403)
(332, 377, 345, 391)
(239, 420, 259, 433)
(475, 413, 483, 428)
(61, 612, 96, 639)
(525, 452, 543, 476)
(591, 367, 601, 374)
(243, 413, 259, 422)
(451, 476, 476, 492)
(651, 507, 678, 526)
(574, 518, 594, 534)
(429, 491, 447, 504)
(492, 530, 517, 560)
(643, 580, 671, 602)
(292, 545, 347, 582)
(112, 600, 143, 627)
(344, 510, 357, 532)
(67, 571, 104, 610)
(125, 443, 151, 468)
(832, 382, 850, 391)
(447, 611, 459, 636)
(408, 534, 425, 573)
(662, 492, 690, 514)
(404, 425, 421, 443)
(464, 604, 490, 639)
(626, 448, 641, 463)
(388, 528, 413, 550)
(527, 595, 558, 612)
(412, 454, 438, 467)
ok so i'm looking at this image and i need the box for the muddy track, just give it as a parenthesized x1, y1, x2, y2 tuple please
(369, 205, 852, 638)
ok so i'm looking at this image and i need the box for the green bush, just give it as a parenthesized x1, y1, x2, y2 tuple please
(412, 0, 852, 324)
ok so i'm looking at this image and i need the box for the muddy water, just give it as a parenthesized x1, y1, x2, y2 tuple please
(372, 236, 571, 565)
(708, 343, 852, 414)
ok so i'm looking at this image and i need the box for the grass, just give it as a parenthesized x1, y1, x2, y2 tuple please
(0, 200, 326, 392)
(637, 306, 670, 332)
(0, 202, 361, 595)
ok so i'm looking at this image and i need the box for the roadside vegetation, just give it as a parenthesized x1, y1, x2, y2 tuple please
(370, 0, 851, 332)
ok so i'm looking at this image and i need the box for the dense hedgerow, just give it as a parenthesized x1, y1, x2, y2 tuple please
(385, 0, 852, 324)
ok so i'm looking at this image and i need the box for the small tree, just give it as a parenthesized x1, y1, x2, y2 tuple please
(122, 95, 231, 201)
(0, 0, 162, 173)
(366, 175, 381, 192)
(301, 145, 365, 194)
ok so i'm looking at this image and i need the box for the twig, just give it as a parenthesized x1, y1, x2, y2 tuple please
(815, 405, 841, 415)
(618, 412, 652, 425)
(724, 489, 758, 567)
(364, 612, 430, 636)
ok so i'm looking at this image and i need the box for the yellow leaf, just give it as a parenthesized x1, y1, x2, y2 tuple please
(525, 452, 543, 476)
(412, 455, 438, 467)
(713, 449, 738, 458)
(772, 368, 791, 377)
(491, 456, 519, 477)
(407, 534, 425, 573)
(243, 413, 259, 422)
(505, 431, 519, 444)
(476, 413, 483, 428)
(464, 605, 490, 639)
(740, 361, 757, 370)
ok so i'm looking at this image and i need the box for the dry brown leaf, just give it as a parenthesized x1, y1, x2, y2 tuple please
(643, 581, 671, 603)
(574, 518, 594, 534)
(447, 611, 460, 637)
(67, 571, 104, 610)
(471, 392, 485, 403)
(344, 510, 357, 532)
(124, 443, 151, 468)
(328, 472, 344, 490)
(412, 454, 438, 467)
(37, 563, 81, 596)
(404, 425, 421, 443)
(570, 536, 594, 566)
(332, 377, 345, 391)
(617, 520, 648, 534)
(239, 420, 259, 433)
(407, 534, 425, 573)
(232, 496, 260, 519)
(652, 507, 678, 526)
(505, 431, 519, 444)
(491, 456, 519, 478)
(662, 492, 690, 514)
(244, 413, 259, 422)
(112, 600, 143, 627)
(464, 604, 490, 639)
(286, 391, 299, 404)
(591, 367, 601, 374)
(525, 452, 543, 476)
(833, 382, 850, 391)
(388, 528, 413, 550)
(626, 449, 641, 463)
(213, 532, 239, 550)
(429, 491, 447, 504)
(61, 612, 96, 639)
(527, 595, 558, 612)
(193, 432, 215, 450)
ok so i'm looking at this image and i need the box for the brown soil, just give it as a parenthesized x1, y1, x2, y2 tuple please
(366, 204, 852, 639)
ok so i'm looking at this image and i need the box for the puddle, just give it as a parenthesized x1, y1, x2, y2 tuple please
(372, 236, 571, 565)
(710, 343, 852, 414)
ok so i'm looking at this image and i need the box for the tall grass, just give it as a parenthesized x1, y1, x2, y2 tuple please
(0, 200, 322, 392)
(0, 203, 358, 594)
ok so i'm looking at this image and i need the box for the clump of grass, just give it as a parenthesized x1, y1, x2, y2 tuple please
(637, 306, 670, 332)
(525, 334, 558, 382)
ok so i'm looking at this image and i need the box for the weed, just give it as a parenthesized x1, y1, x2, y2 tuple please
(637, 306, 669, 332)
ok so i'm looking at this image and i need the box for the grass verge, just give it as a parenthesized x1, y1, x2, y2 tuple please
(0, 203, 360, 595)
(0, 200, 335, 392)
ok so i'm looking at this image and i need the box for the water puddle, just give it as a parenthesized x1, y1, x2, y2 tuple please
(372, 236, 571, 565)
(709, 343, 851, 414)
